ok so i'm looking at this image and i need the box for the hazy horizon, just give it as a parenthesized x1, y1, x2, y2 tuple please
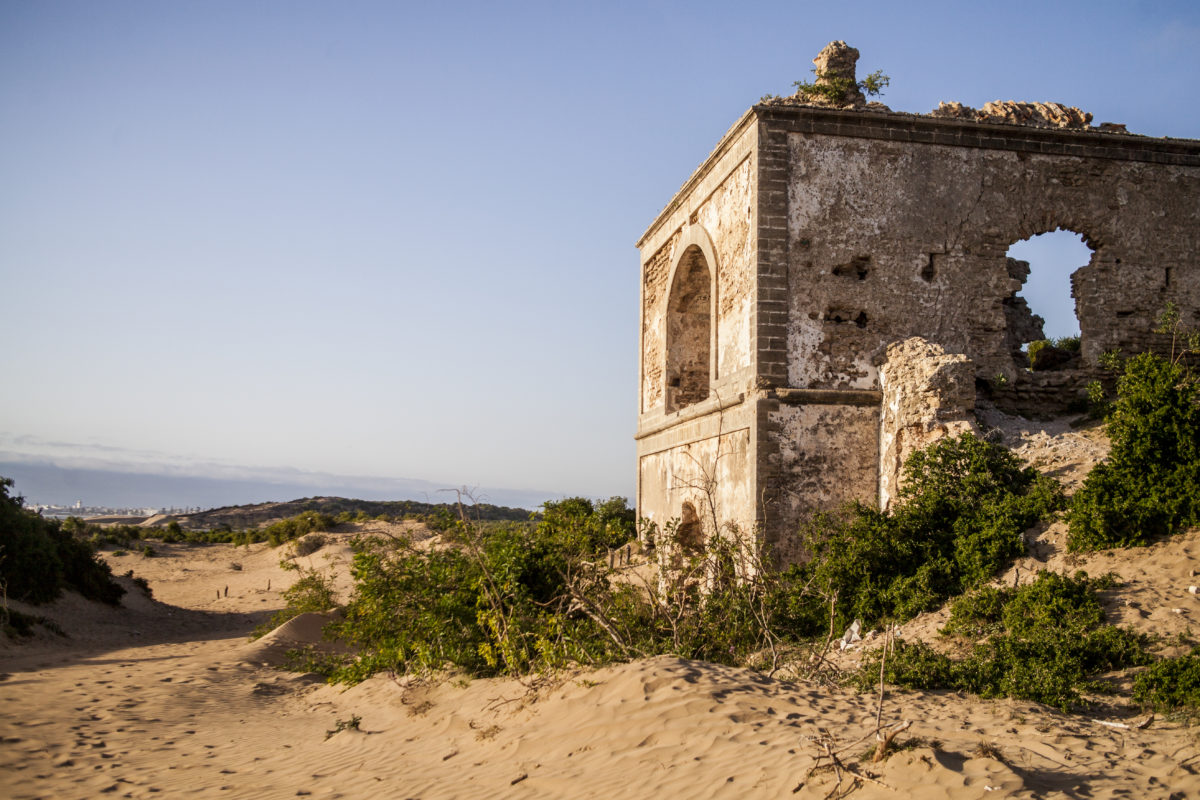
(3, 1, 1197, 505)
(0, 457, 557, 512)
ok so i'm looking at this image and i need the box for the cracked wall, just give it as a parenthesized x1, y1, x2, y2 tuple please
(637, 427, 753, 546)
(761, 401, 879, 564)
(639, 100, 1200, 565)
(640, 151, 755, 417)
(778, 132, 1200, 388)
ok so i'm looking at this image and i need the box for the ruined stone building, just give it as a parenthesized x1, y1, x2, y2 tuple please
(635, 43, 1200, 564)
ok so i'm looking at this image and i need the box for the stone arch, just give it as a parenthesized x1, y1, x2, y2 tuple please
(664, 227, 719, 413)
(997, 220, 1101, 367)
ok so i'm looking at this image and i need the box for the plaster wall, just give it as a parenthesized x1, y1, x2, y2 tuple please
(760, 401, 878, 564)
(639, 103, 1200, 566)
(637, 427, 754, 545)
(639, 121, 758, 418)
(779, 130, 1200, 389)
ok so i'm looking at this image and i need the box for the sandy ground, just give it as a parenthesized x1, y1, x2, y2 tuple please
(4, 436, 1200, 798)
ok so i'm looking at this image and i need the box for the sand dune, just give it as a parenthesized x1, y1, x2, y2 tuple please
(4, 507, 1200, 797)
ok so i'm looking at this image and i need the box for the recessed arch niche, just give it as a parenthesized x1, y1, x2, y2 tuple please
(664, 236, 717, 413)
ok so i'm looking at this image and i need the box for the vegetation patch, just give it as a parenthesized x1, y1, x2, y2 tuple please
(784, 433, 1062, 635)
(1, 607, 64, 638)
(0, 477, 125, 606)
(252, 569, 338, 639)
(1027, 336, 1080, 371)
(1132, 648, 1200, 712)
(1068, 350, 1200, 550)
(856, 571, 1151, 711)
(792, 69, 889, 105)
(315, 497, 638, 682)
(276, 433, 1065, 687)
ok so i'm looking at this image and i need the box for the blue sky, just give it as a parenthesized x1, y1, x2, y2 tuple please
(1, 1, 1197, 506)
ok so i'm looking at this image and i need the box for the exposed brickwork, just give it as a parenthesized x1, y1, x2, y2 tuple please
(640, 235, 675, 412)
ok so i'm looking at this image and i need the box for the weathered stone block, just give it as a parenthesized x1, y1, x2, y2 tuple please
(877, 338, 978, 510)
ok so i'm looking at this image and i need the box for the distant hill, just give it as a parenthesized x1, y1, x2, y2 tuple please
(155, 495, 534, 531)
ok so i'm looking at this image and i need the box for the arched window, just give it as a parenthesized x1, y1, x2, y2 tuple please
(665, 245, 712, 412)
(1004, 229, 1094, 369)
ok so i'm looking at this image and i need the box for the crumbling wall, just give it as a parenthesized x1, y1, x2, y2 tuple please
(760, 398, 879, 564)
(640, 234, 677, 412)
(931, 101, 1093, 129)
(639, 47, 1199, 567)
(779, 130, 1200, 389)
(640, 155, 755, 415)
(698, 157, 754, 384)
(877, 337, 978, 510)
(637, 428, 753, 546)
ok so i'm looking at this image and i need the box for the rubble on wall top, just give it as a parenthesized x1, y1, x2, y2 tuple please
(931, 101, 1116, 131)
(763, 41, 1130, 134)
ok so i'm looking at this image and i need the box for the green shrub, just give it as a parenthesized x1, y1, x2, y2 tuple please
(2, 607, 44, 637)
(263, 511, 336, 547)
(789, 434, 1062, 633)
(296, 497, 798, 683)
(1027, 339, 1051, 369)
(1054, 335, 1081, 353)
(792, 68, 889, 104)
(1085, 380, 1109, 416)
(1132, 649, 1200, 711)
(291, 534, 327, 558)
(1068, 352, 1200, 550)
(859, 571, 1150, 711)
(1026, 337, 1079, 370)
(853, 639, 954, 692)
(939, 585, 1010, 638)
(0, 478, 125, 606)
(324, 536, 493, 679)
(122, 570, 153, 598)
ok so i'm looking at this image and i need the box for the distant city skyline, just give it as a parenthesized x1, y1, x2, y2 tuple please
(3, 1, 1197, 505)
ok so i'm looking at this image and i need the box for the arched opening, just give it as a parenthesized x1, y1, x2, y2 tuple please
(1004, 229, 1094, 369)
(665, 245, 712, 412)
(675, 501, 704, 554)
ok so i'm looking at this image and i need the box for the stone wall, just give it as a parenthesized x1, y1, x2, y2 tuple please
(759, 395, 879, 564)
(637, 425, 753, 546)
(639, 122, 758, 418)
(774, 126, 1200, 388)
(638, 65, 1199, 566)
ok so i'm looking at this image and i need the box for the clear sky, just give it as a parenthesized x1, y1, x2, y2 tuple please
(2, 0, 1197, 505)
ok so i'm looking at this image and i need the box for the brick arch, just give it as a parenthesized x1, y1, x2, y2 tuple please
(664, 225, 722, 321)
(664, 226, 720, 412)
